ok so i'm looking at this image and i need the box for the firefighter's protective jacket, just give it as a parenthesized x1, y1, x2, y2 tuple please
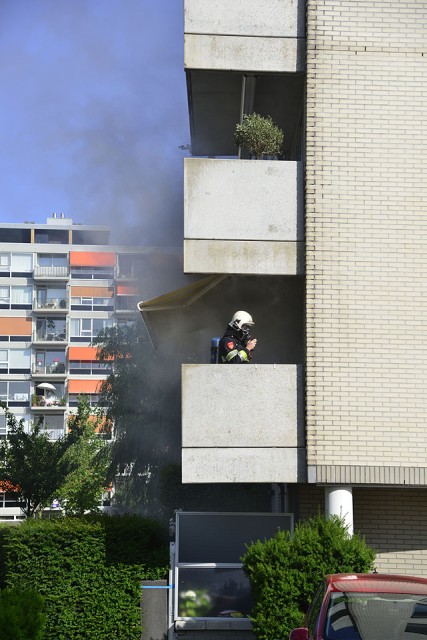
(219, 326, 251, 364)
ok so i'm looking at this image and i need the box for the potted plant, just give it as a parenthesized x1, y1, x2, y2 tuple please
(234, 112, 284, 159)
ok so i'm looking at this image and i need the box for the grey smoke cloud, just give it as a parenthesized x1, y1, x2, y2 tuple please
(0, 0, 189, 246)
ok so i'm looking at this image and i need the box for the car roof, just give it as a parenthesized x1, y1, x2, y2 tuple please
(326, 573, 427, 595)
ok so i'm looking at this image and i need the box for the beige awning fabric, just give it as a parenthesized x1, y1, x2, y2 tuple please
(137, 275, 225, 314)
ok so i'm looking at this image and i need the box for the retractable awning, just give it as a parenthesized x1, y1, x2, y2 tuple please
(137, 275, 226, 348)
(137, 275, 225, 314)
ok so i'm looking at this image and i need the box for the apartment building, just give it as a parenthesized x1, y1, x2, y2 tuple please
(179, 0, 427, 586)
(0, 214, 149, 520)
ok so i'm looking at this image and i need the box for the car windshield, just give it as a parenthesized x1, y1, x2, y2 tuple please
(324, 591, 427, 639)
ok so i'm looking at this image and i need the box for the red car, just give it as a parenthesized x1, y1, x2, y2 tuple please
(290, 573, 427, 639)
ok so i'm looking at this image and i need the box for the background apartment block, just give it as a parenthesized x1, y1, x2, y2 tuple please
(0, 214, 147, 520)
(180, 0, 427, 584)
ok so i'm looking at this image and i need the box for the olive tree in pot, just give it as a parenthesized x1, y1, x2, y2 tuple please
(234, 112, 284, 159)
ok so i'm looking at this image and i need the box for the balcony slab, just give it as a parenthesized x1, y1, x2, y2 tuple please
(182, 448, 306, 484)
(184, 239, 304, 275)
(185, 34, 304, 73)
(184, 0, 303, 37)
(182, 364, 305, 483)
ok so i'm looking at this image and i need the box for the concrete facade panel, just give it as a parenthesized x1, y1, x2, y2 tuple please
(182, 447, 306, 483)
(182, 364, 303, 448)
(183, 239, 304, 275)
(184, 159, 303, 241)
(184, 34, 304, 73)
(184, 0, 303, 38)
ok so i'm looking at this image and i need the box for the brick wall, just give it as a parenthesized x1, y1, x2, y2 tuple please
(305, 1, 427, 471)
(298, 486, 427, 575)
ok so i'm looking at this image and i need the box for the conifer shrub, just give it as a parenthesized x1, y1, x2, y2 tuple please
(242, 515, 376, 639)
(0, 588, 46, 639)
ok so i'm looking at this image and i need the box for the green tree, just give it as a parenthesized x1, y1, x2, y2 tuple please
(0, 402, 76, 517)
(57, 395, 112, 516)
(242, 514, 376, 639)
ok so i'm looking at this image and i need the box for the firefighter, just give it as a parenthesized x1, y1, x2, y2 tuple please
(219, 310, 257, 364)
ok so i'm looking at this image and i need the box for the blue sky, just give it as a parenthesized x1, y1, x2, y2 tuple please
(0, 0, 190, 246)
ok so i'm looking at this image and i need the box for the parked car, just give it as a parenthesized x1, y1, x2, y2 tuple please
(290, 573, 427, 639)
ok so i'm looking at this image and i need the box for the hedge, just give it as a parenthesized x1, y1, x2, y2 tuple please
(0, 515, 169, 640)
(242, 514, 376, 639)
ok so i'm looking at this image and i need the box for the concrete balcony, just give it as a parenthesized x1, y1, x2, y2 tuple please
(182, 364, 306, 484)
(184, 158, 304, 274)
(184, 0, 305, 73)
(184, 0, 306, 157)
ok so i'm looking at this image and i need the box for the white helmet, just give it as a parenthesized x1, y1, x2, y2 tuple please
(230, 310, 254, 330)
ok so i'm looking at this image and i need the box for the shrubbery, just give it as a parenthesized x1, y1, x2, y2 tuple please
(0, 514, 169, 640)
(242, 515, 376, 639)
(0, 588, 46, 639)
(234, 112, 284, 159)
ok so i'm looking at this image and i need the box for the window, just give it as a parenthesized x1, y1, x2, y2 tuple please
(9, 349, 31, 373)
(70, 266, 115, 279)
(307, 582, 326, 637)
(38, 254, 68, 267)
(69, 360, 111, 375)
(0, 253, 32, 276)
(0, 413, 6, 439)
(0, 286, 10, 305)
(0, 349, 31, 374)
(33, 383, 65, 406)
(0, 381, 30, 404)
(36, 287, 67, 309)
(0, 286, 32, 307)
(0, 253, 10, 273)
(70, 318, 113, 341)
(11, 253, 33, 273)
(39, 414, 65, 439)
(175, 513, 293, 619)
(34, 350, 66, 374)
(116, 296, 138, 311)
(35, 229, 68, 244)
(35, 318, 67, 342)
(11, 286, 32, 305)
(117, 254, 144, 279)
(323, 592, 427, 640)
(0, 349, 8, 371)
(70, 296, 113, 310)
(69, 393, 100, 407)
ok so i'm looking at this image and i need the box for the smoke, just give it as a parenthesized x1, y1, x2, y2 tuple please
(0, 0, 189, 246)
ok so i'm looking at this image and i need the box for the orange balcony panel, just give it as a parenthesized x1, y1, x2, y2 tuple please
(71, 286, 114, 297)
(68, 346, 98, 361)
(69, 252, 116, 267)
(117, 284, 137, 295)
(68, 379, 102, 394)
(0, 317, 32, 336)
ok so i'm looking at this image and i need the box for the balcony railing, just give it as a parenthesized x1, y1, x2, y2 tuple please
(33, 332, 67, 343)
(32, 362, 66, 375)
(182, 364, 306, 483)
(31, 396, 66, 409)
(34, 297, 68, 311)
(40, 428, 66, 441)
(33, 266, 69, 279)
